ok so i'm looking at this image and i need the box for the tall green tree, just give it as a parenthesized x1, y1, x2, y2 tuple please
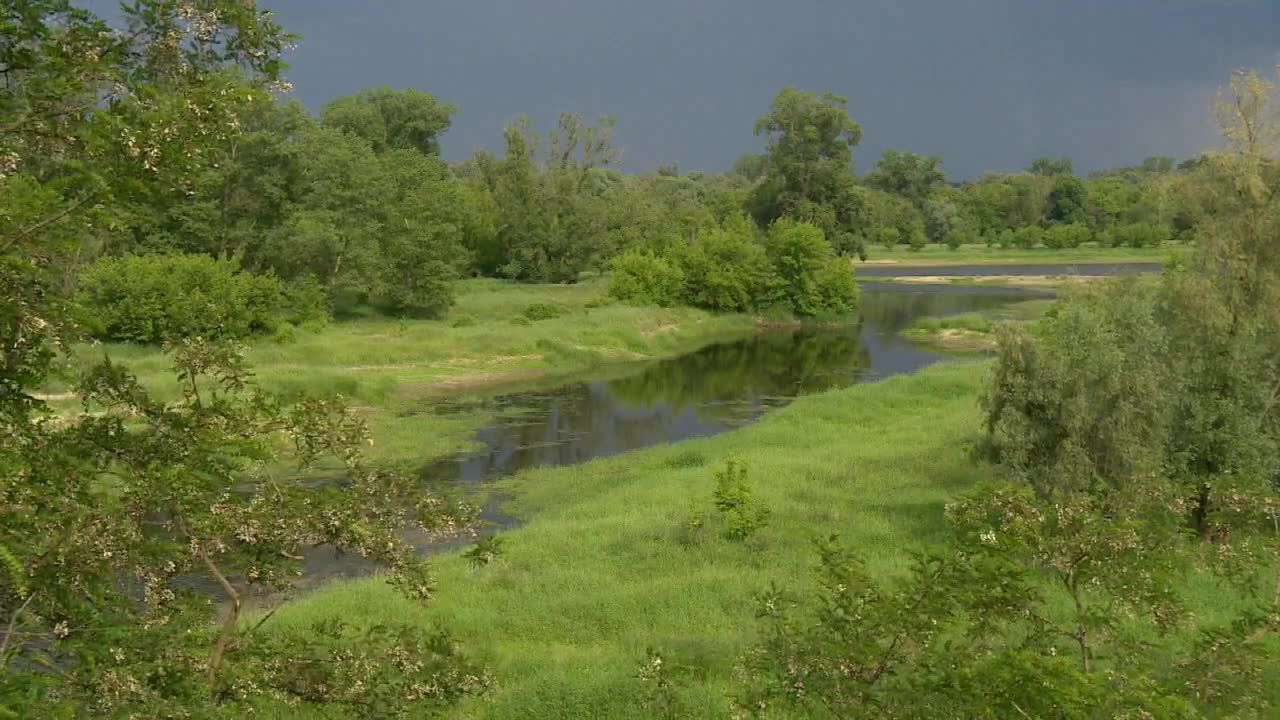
(864, 149, 947, 207)
(321, 86, 457, 156)
(1028, 155, 1074, 176)
(747, 88, 866, 258)
(1047, 174, 1088, 224)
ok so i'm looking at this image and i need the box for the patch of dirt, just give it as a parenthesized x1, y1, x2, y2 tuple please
(411, 368, 548, 395)
(342, 354, 543, 372)
(641, 322, 679, 338)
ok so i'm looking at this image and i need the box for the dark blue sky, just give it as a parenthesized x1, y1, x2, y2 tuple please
(210, 2, 1280, 176)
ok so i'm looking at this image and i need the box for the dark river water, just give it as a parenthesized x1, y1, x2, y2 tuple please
(420, 283, 1046, 486)
(298, 264, 1157, 582)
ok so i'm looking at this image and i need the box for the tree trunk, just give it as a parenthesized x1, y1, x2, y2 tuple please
(198, 549, 240, 700)
(1193, 483, 1213, 540)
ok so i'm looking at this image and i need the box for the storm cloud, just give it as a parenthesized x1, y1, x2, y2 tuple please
(264, 0, 1280, 177)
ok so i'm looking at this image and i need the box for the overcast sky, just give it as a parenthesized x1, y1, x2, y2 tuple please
(254, 1, 1279, 177)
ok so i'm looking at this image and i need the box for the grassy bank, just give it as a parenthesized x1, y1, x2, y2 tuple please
(264, 363, 996, 717)
(259, 360, 1276, 718)
(51, 278, 756, 465)
(900, 298, 1055, 352)
(857, 242, 1172, 267)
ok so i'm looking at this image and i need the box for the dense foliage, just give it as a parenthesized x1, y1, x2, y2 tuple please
(608, 217, 858, 316)
(75, 254, 324, 343)
(1, 2, 483, 716)
(4, 1, 1276, 717)
(729, 69, 1280, 719)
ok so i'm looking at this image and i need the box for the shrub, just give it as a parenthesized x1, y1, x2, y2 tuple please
(878, 226, 901, 249)
(607, 251, 685, 307)
(522, 302, 567, 321)
(712, 459, 769, 541)
(464, 535, 506, 567)
(765, 220, 831, 316)
(946, 224, 979, 251)
(1044, 223, 1091, 249)
(1111, 222, 1170, 248)
(813, 257, 859, 316)
(76, 254, 299, 343)
(1012, 225, 1044, 249)
(905, 217, 928, 251)
(676, 225, 772, 312)
(765, 220, 859, 317)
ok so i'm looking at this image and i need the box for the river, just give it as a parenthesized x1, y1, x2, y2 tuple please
(298, 263, 1157, 582)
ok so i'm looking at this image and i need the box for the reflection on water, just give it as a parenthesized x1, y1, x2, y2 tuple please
(424, 283, 1048, 487)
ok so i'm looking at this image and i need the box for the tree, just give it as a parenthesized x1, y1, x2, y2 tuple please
(747, 88, 867, 258)
(321, 86, 457, 156)
(864, 150, 947, 207)
(1028, 155, 1074, 176)
(1, 3, 486, 715)
(375, 149, 468, 317)
(478, 113, 619, 283)
(752, 87, 861, 204)
(263, 125, 388, 295)
(922, 195, 962, 243)
(1047, 174, 1088, 224)
(731, 152, 768, 182)
(764, 220, 858, 316)
(1160, 68, 1280, 540)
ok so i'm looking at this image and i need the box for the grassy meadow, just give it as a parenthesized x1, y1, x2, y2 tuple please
(256, 359, 1277, 718)
(50, 277, 756, 465)
(260, 362, 993, 718)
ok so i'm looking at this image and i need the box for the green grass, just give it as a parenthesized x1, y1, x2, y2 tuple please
(50, 278, 757, 465)
(253, 360, 1276, 718)
(907, 312, 994, 335)
(262, 363, 995, 718)
(858, 242, 1173, 266)
(900, 298, 1056, 352)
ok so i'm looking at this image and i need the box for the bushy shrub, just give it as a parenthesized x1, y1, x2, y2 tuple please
(76, 254, 305, 343)
(905, 217, 928, 251)
(813, 257, 860, 315)
(1012, 225, 1044, 249)
(464, 535, 506, 567)
(676, 224, 772, 312)
(877, 226, 901, 249)
(765, 220, 858, 316)
(945, 224, 977, 251)
(607, 251, 685, 307)
(1111, 222, 1170, 248)
(522, 302, 567, 321)
(1043, 222, 1090, 249)
(712, 459, 769, 541)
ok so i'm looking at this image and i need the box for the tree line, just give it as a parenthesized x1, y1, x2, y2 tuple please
(9, 25, 1230, 345)
(3, 1, 1276, 717)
